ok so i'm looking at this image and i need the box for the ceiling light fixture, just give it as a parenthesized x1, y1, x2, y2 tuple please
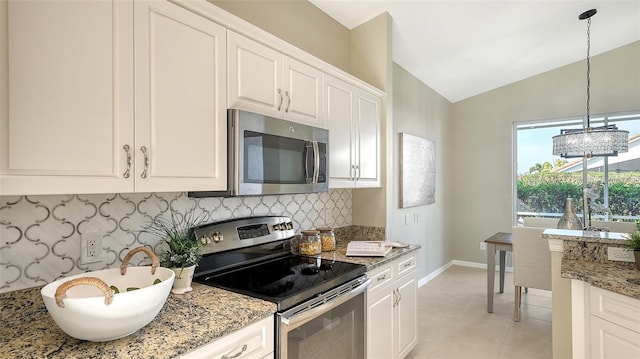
(552, 9, 629, 159)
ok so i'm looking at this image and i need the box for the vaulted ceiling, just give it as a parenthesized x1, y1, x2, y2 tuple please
(310, 0, 640, 103)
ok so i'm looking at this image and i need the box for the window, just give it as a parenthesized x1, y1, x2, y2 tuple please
(515, 112, 640, 225)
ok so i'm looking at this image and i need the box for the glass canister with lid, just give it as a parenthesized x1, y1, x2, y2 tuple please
(299, 230, 321, 256)
(317, 227, 336, 252)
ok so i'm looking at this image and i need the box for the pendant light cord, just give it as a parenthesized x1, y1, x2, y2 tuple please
(585, 16, 592, 128)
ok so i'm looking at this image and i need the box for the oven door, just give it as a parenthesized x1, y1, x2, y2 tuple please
(277, 276, 370, 359)
(233, 109, 328, 196)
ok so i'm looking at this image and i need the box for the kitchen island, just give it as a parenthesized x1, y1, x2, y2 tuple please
(542, 228, 640, 358)
(542, 228, 640, 299)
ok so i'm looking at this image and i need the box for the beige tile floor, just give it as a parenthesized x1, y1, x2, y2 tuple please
(404, 265, 552, 359)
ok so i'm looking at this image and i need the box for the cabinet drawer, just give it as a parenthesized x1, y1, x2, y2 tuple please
(396, 255, 416, 277)
(590, 286, 640, 333)
(181, 316, 274, 359)
(368, 265, 394, 292)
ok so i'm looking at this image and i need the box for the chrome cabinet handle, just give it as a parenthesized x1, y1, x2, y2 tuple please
(351, 165, 356, 180)
(355, 165, 360, 181)
(277, 89, 284, 111)
(140, 146, 148, 179)
(285, 90, 291, 113)
(404, 262, 412, 268)
(122, 145, 131, 178)
(392, 289, 399, 307)
(222, 344, 247, 359)
(377, 274, 387, 281)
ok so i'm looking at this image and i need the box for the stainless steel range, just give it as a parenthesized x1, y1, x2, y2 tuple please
(192, 216, 369, 359)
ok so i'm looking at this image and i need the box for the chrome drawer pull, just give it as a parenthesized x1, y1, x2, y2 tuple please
(277, 89, 284, 111)
(285, 90, 291, 112)
(122, 145, 131, 178)
(140, 146, 149, 179)
(222, 344, 247, 359)
(404, 262, 412, 268)
(377, 274, 387, 281)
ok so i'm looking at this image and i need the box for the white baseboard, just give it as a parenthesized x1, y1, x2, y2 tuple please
(418, 260, 513, 287)
(417, 261, 453, 287)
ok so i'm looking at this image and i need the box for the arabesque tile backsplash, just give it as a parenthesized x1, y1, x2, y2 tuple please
(0, 190, 352, 293)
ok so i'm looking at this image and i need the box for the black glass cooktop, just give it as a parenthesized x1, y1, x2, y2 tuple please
(194, 253, 366, 311)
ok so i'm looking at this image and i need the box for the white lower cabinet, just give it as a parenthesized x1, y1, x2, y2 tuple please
(181, 316, 274, 359)
(572, 280, 640, 359)
(367, 254, 418, 359)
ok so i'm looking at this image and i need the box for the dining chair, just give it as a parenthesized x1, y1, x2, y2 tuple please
(522, 217, 558, 229)
(512, 225, 552, 321)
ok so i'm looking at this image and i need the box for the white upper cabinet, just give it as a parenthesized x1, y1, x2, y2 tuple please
(228, 31, 323, 128)
(134, 0, 227, 193)
(325, 75, 381, 188)
(0, 0, 227, 195)
(1, 0, 135, 195)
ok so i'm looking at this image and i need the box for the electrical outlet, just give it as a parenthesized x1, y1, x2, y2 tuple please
(81, 232, 103, 264)
(480, 242, 487, 251)
(607, 247, 634, 262)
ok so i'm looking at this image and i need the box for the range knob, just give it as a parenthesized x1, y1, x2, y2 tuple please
(200, 234, 212, 245)
(212, 231, 223, 243)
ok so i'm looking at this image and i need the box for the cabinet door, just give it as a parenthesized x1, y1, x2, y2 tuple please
(590, 316, 640, 359)
(227, 31, 283, 119)
(367, 291, 394, 359)
(134, 0, 227, 192)
(354, 90, 381, 188)
(1, 0, 134, 195)
(283, 57, 323, 127)
(325, 76, 355, 188)
(395, 275, 418, 359)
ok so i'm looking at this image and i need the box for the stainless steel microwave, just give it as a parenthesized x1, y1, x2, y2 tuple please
(190, 109, 328, 197)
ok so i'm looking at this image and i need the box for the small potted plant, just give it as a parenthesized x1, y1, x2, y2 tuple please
(145, 210, 206, 294)
(624, 231, 640, 271)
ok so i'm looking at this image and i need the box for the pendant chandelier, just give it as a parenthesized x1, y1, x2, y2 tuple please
(552, 9, 629, 159)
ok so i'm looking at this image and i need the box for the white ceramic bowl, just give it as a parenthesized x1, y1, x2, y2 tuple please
(41, 265, 175, 342)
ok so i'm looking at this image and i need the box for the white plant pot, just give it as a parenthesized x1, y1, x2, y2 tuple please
(170, 265, 196, 294)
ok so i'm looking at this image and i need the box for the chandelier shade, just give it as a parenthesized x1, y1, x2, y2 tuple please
(552, 8, 630, 159)
(552, 125, 629, 158)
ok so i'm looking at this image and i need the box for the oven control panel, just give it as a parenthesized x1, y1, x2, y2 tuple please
(194, 216, 295, 255)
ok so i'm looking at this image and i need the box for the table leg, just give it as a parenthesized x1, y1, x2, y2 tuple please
(499, 250, 506, 293)
(487, 243, 496, 313)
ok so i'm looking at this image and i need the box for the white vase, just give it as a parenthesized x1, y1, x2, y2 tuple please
(170, 265, 196, 294)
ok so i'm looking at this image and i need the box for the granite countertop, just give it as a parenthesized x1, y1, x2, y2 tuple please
(543, 228, 630, 245)
(317, 238, 421, 271)
(543, 228, 640, 299)
(0, 238, 419, 358)
(0, 283, 276, 359)
(561, 259, 640, 299)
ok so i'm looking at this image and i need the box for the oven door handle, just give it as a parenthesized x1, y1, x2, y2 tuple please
(280, 278, 371, 328)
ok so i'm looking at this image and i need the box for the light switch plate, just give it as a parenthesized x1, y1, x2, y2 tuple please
(607, 247, 634, 262)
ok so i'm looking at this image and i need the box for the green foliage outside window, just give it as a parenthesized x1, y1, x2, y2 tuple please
(517, 172, 640, 217)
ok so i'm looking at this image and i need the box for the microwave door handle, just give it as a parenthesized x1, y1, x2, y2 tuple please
(312, 141, 320, 184)
(304, 142, 313, 183)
